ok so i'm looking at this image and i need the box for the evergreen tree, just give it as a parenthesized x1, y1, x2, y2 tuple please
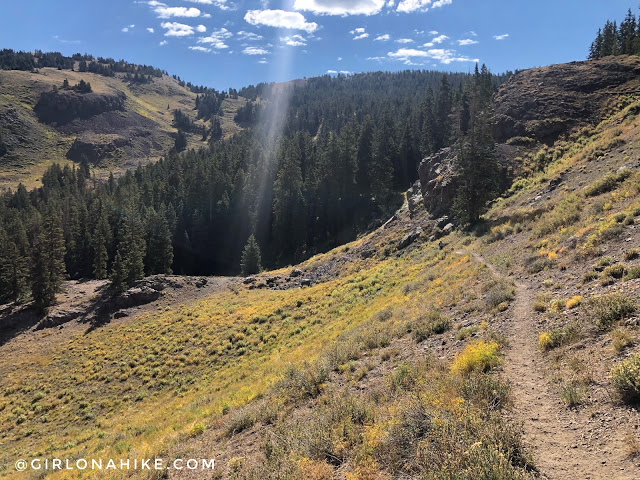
(240, 234, 262, 275)
(110, 214, 146, 290)
(145, 211, 173, 274)
(452, 67, 500, 224)
(0, 223, 30, 303)
(31, 208, 66, 313)
(174, 130, 187, 152)
(369, 113, 396, 206)
(272, 139, 306, 260)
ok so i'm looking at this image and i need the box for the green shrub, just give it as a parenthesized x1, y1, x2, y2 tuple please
(624, 266, 640, 280)
(412, 311, 451, 342)
(533, 195, 582, 237)
(484, 279, 515, 309)
(611, 354, 640, 403)
(586, 293, 637, 330)
(584, 170, 632, 197)
(538, 324, 580, 352)
(624, 249, 640, 261)
(602, 263, 627, 279)
(560, 381, 587, 407)
(582, 271, 599, 283)
(526, 256, 554, 273)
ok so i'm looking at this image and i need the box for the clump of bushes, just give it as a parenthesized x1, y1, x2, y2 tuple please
(533, 195, 582, 237)
(566, 296, 582, 309)
(624, 249, 640, 261)
(586, 293, 637, 330)
(450, 341, 501, 376)
(538, 324, 580, 352)
(611, 354, 640, 403)
(602, 263, 627, 280)
(584, 170, 632, 197)
(625, 266, 640, 281)
(526, 255, 555, 274)
(411, 311, 451, 342)
(483, 279, 515, 310)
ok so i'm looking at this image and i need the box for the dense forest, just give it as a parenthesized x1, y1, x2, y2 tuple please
(589, 8, 640, 59)
(0, 61, 505, 310)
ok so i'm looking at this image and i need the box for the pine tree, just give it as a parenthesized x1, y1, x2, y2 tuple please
(110, 214, 146, 290)
(0, 223, 30, 303)
(31, 207, 66, 313)
(434, 75, 453, 151)
(272, 139, 306, 260)
(452, 68, 500, 225)
(110, 250, 127, 292)
(145, 211, 173, 274)
(240, 234, 262, 275)
(369, 113, 396, 207)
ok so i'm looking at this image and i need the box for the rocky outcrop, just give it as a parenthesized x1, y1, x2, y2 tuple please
(34, 90, 126, 125)
(416, 146, 458, 218)
(66, 134, 129, 163)
(494, 56, 640, 144)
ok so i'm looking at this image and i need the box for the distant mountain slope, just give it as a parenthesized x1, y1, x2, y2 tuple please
(0, 67, 245, 189)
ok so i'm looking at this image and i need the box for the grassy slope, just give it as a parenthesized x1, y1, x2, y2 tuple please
(0, 68, 245, 189)
(1, 77, 640, 480)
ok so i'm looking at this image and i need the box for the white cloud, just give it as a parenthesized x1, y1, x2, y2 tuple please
(243, 46, 270, 55)
(282, 34, 307, 46)
(350, 27, 366, 34)
(159, 40, 168, 45)
(185, 0, 227, 5)
(327, 69, 338, 73)
(388, 47, 477, 64)
(244, 9, 318, 33)
(353, 32, 369, 40)
(189, 45, 212, 52)
(428, 30, 438, 35)
(258, 58, 268, 64)
(338, 56, 343, 60)
(294, 0, 385, 16)
(198, 28, 232, 48)
(457, 38, 478, 46)
(122, 24, 135, 32)
(494, 33, 509, 40)
(431, 34, 448, 43)
(237, 30, 263, 41)
(146, 27, 155, 33)
(196, 24, 207, 32)
(396, 38, 413, 43)
(155, 6, 201, 18)
(161, 22, 196, 36)
(375, 34, 390, 41)
(396, 0, 451, 13)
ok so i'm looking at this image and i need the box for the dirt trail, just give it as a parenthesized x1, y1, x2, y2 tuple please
(467, 252, 637, 480)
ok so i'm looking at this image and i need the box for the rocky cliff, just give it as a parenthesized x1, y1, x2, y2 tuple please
(412, 56, 640, 218)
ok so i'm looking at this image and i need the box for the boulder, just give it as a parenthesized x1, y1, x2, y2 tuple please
(301, 278, 312, 287)
(243, 276, 257, 285)
(397, 227, 423, 250)
(290, 268, 303, 278)
(115, 287, 161, 309)
(37, 307, 84, 329)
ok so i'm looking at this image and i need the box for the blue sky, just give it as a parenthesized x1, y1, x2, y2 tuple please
(0, 1, 637, 89)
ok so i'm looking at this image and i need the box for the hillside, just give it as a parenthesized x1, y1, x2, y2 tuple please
(0, 67, 245, 189)
(1, 56, 640, 479)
